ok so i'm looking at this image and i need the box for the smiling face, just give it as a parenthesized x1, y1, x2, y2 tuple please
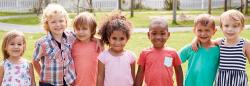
(108, 30, 128, 53)
(75, 27, 92, 42)
(148, 25, 170, 49)
(5, 36, 25, 58)
(221, 17, 243, 40)
(194, 23, 216, 44)
(47, 14, 67, 36)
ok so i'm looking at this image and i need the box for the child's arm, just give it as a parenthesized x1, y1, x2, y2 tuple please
(244, 40, 250, 64)
(174, 65, 183, 86)
(29, 63, 36, 86)
(0, 64, 4, 85)
(32, 60, 41, 78)
(134, 65, 145, 86)
(96, 60, 105, 86)
(191, 37, 200, 51)
(131, 62, 136, 81)
(92, 37, 104, 52)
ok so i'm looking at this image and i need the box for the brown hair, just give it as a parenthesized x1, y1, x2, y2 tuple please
(98, 10, 132, 45)
(149, 17, 168, 31)
(41, 3, 70, 33)
(220, 10, 245, 29)
(73, 12, 97, 39)
(1, 30, 26, 60)
(193, 14, 215, 31)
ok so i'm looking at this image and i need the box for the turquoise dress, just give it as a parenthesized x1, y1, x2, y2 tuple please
(179, 44, 220, 86)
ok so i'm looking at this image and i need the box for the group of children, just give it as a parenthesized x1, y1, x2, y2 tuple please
(0, 3, 250, 86)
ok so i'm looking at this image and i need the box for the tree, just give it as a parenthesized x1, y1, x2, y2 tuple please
(208, 0, 211, 14)
(118, 0, 122, 10)
(76, 0, 80, 15)
(245, 0, 249, 14)
(172, 0, 177, 24)
(130, 0, 134, 17)
(164, 0, 179, 10)
(224, 0, 227, 11)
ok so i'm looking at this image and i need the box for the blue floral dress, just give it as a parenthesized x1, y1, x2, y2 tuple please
(1, 59, 31, 86)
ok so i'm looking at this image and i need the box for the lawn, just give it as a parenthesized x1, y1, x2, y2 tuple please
(2, 10, 248, 28)
(0, 29, 249, 85)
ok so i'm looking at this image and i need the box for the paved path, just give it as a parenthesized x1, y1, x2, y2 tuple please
(1, 22, 250, 33)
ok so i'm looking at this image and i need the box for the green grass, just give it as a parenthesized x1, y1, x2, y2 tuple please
(0, 16, 40, 25)
(0, 29, 250, 84)
(0, 12, 33, 16)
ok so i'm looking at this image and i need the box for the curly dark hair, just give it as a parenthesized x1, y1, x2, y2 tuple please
(98, 10, 132, 45)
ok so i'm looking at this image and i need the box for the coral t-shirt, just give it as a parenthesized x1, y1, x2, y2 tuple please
(138, 47, 182, 86)
(72, 40, 99, 86)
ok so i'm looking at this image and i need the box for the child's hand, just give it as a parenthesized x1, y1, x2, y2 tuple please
(191, 37, 199, 51)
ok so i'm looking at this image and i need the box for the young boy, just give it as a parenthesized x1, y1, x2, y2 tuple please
(179, 14, 219, 86)
(32, 4, 76, 86)
(134, 17, 183, 86)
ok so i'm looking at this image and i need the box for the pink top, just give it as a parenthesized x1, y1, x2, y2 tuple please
(138, 47, 182, 86)
(98, 50, 136, 86)
(72, 40, 99, 86)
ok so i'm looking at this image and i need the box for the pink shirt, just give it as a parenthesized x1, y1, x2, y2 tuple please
(138, 47, 182, 86)
(98, 50, 136, 86)
(72, 40, 99, 86)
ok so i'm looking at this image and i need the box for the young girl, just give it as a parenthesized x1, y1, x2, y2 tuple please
(214, 10, 250, 86)
(179, 14, 220, 86)
(0, 30, 35, 86)
(96, 11, 136, 86)
(32, 4, 76, 86)
(134, 17, 183, 86)
(71, 12, 101, 86)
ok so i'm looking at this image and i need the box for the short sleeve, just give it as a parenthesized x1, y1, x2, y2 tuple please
(178, 45, 190, 63)
(98, 51, 108, 64)
(137, 51, 146, 66)
(33, 41, 44, 61)
(128, 51, 136, 64)
(172, 50, 182, 66)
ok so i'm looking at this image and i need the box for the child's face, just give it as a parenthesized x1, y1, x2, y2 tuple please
(5, 36, 25, 58)
(221, 17, 243, 40)
(148, 25, 169, 49)
(47, 15, 67, 36)
(108, 30, 128, 53)
(75, 27, 91, 42)
(194, 23, 216, 44)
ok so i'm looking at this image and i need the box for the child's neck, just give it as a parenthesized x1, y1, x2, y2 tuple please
(201, 40, 214, 48)
(225, 37, 241, 46)
(108, 49, 124, 56)
(8, 56, 22, 64)
(52, 33, 63, 43)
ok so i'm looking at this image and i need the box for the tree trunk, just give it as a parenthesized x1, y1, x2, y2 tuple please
(224, 0, 227, 11)
(77, 0, 80, 15)
(118, 0, 122, 10)
(245, 0, 248, 14)
(130, 0, 134, 17)
(172, 0, 177, 24)
(208, 0, 211, 14)
(89, 0, 93, 12)
(240, 0, 243, 12)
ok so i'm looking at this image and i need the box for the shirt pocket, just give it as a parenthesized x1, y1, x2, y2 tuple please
(45, 48, 58, 60)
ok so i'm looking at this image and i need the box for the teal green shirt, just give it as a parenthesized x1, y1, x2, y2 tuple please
(179, 44, 220, 86)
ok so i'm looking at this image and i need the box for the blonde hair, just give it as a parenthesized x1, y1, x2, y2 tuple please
(193, 14, 215, 31)
(73, 12, 97, 39)
(41, 3, 70, 32)
(1, 30, 26, 60)
(220, 10, 245, 29)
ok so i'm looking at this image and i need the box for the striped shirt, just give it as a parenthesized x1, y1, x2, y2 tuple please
(219, 39, 246, 71)
(33, 31, 76, 86)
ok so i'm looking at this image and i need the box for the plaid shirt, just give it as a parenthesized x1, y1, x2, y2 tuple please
(33, 31, 76, 86)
